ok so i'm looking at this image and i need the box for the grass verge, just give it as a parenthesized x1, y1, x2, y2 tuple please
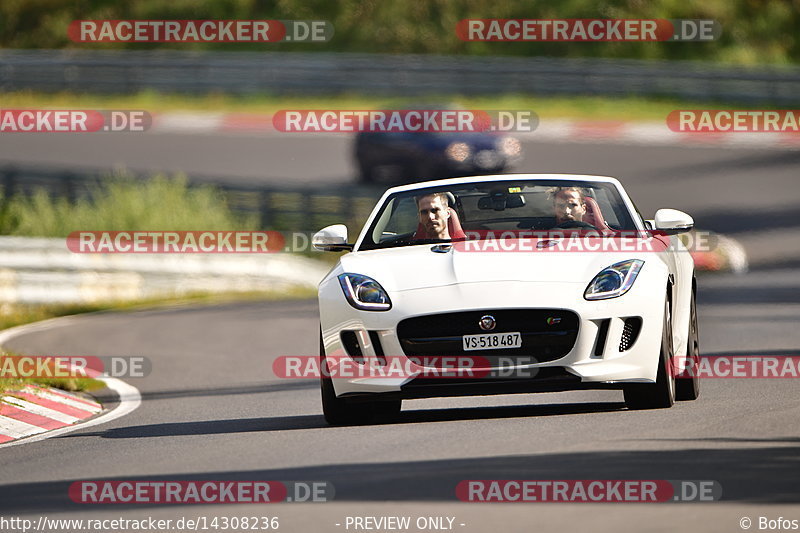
(0, 172, 257, 237)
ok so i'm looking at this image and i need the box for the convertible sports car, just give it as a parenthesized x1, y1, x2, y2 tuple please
(313, 174, 700, 425)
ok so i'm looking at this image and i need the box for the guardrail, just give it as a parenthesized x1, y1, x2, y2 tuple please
(0, 235, 330, 304)
(1, 49, 799, 104)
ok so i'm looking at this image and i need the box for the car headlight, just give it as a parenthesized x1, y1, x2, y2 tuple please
(497, 136, 521, 157)
(445, 142, 471, 162)
(584, 259, 644, 300)
(338, 273, 392, 311)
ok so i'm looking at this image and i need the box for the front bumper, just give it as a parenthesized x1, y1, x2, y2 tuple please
(444, 149, 517, 175)
(319, 277, 665, 400)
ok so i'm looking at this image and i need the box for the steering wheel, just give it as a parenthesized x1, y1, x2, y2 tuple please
(553, 220, 598, 230)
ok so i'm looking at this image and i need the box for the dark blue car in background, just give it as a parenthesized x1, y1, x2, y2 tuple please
(354, 123, 522, 184)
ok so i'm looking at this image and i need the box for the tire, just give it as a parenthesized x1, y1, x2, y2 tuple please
(624, 297, 676, 410)
(319, 331, 401, 425)
(675, 288, 700, 401)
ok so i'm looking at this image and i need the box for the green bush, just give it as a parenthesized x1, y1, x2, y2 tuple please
(1, 0, 798, 65)
(0, 173, 256, 237)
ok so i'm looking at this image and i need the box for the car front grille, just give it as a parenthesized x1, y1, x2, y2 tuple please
(397, 309, 579, 365)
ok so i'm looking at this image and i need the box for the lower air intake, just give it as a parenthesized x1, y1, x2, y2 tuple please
(619, 317, 643, 352)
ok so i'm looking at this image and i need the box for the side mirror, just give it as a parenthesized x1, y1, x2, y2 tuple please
(312, 224, 354, 251)
(654, 209, 694, 234)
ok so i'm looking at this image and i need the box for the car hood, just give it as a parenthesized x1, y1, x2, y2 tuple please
(340, 241, 657, 292)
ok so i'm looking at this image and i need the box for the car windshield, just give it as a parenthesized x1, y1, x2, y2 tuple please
(359, 180, 639, 251)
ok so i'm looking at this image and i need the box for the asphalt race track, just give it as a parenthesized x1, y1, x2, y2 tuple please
(0, 135, 798, 532)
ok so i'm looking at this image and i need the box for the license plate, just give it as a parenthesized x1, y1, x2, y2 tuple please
(462, 332, 522, 351)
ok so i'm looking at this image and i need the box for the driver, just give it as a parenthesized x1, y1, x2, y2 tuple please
(416, 192, 451, 239)
(551, 186, 587, 226)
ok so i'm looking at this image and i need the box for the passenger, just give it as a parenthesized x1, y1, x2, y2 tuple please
(415, 192, 451, 239)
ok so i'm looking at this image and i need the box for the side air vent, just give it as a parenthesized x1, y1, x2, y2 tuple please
(340, 330, 363, 362)
(593, 319, 610, 357)
(368, 330, 386, 364)
(619, 317, 643, 352)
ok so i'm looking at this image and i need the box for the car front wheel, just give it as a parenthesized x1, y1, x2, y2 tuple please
(320, 332, 401, 425)
(624, 297, 676, 410)
(676, 288, 700, 401)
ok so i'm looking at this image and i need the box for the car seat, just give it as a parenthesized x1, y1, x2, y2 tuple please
(583, 196, 611, 230)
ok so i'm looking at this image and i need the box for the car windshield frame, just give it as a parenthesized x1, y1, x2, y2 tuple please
(357, 179, 641, 252)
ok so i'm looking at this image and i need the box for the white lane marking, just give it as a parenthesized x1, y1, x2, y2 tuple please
(0, 316, 142, 448)
(22, 387, 102, 413)
(1, 396, 79, 424)
(0, 414, 48, 439)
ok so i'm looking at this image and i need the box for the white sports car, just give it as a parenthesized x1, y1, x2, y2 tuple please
(313, 174, 700, 425)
